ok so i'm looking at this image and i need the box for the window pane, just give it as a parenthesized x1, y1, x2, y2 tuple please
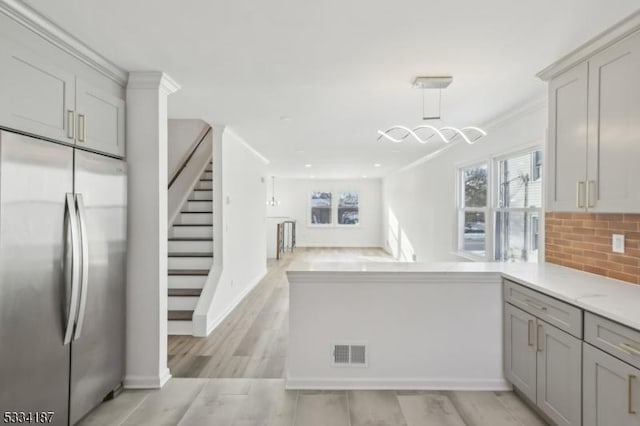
(311, 192, 332, 224)
(338, 192, 359, 225)
(463, 164, 488, 207)
(498, 150, 542, 208)
(494, 211, 539, 262)
(462, 211, 486, 256)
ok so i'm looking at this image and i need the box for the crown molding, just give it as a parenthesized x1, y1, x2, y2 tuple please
(127, 71, 181, 94)
(0, 0, 128, 85)
(537, 9, 640, 81)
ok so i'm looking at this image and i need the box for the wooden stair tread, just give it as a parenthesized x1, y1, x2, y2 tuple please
(168, 237, 212, 241)
(168, 288, 202, 297)
(180, 211, 212, 214)
(168, 252, 213, 257)
(168, 269, 210, 276)
(193, 189, 212, 191)
(168, 310, 193, 321)
(199, 179, 213, 182)
(173, 224, 213, 227)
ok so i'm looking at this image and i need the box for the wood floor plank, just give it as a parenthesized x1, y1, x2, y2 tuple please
(348, 390, 408, 426)
(294, 392, 350, 426)
(397, 393, 466, 426)
(448, 391, 523, 426)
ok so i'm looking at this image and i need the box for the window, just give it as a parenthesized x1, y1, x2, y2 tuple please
(495, 150, 542, 262)
(458, 163, 488, 257)
(456, 147, 543, 262)
(338, 192, 359, 225)
(310, 192, 332, 224)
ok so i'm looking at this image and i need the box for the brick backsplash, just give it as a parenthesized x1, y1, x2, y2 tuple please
(545, 213, 640, 285)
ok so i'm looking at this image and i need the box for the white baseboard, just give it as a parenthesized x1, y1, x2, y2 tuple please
(168, 320, 194, 335)
(285, 377, 511, 391)
(124, 368, 172, 389)
(204, 270, 267, 335)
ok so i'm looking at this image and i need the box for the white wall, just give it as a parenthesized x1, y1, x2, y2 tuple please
(198, 128, 269, 335)
(266, 178, 383, 249)
(167, 119, 208, 179)
(287, 270, 506, 390)
(382, 101, 547, 262)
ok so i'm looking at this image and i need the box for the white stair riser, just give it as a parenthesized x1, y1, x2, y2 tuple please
(196, 180, 213, 190)
(168, 296, 198, 311)
(202, 171, 213, 180)
(184, 201, 213, 212)
(177, 213, 213, 225)
(168, 240, 213, 253)
(190, 191, 213, 201)
(168, 320, 193, 335)
(168, 256, 212, 270)
(171, 225, 212, 238)
(168, 275, 207, 290)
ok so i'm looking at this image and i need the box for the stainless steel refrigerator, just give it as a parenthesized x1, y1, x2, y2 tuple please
(0, 130, 126, 425)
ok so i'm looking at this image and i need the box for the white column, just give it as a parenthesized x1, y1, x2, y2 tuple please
(124, 71, 180, 389)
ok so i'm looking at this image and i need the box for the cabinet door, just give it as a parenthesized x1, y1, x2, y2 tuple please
(0, 38, 75, 143)
(547, 62, 588, 212)
(537, 320, 582, 426)
(75, 79, 125, 157)
(587, 32, 640, 213)
(584, 343, 640, 426)
(504, 303, 537, 403)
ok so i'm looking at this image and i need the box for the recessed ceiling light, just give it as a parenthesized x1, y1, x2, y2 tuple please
(362, 175, 368, 178)
(373, 163, 381, 168)
(305, 164, 312, 168)
(310, 175, 315, 179)
(280, 115, 292, 121)
(296, 149, 305, 153)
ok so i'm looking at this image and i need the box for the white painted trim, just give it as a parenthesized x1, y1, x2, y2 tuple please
(204, 270, 267, 335)
(124, 368, 172, 389)
(537, 10, 640, 81)
(285, 377, 511, 391)
(0, 0, 128, 85)
(127, 71, 181, 94)
(224, 127, 270, 165)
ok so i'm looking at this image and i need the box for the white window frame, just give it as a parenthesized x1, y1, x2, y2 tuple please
(308, 190, 362, 227)
(336, 191, 360, 227)
(455, 143, 544, 263)
(308, 191, 334, 227)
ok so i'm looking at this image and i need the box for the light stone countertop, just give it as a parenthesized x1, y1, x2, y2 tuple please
(287, 261, 640, 331)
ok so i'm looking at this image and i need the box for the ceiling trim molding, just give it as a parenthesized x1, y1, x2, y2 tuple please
(128, 71, 181, 94)
(0, 0, 128, 85)
(224, 127, 271, 165)
(536, 9, 640, 81)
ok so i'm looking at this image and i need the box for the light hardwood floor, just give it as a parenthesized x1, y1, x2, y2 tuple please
(81, 248, 548, 425)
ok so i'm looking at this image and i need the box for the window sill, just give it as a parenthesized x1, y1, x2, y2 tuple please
(451, 251, 489, 262)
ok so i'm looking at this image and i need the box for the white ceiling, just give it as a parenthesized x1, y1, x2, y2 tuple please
(24, 0, 640, 178)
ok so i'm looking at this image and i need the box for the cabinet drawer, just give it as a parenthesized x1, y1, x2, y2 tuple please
(503, 280, 582, 338)
(585, 312, 640, 370)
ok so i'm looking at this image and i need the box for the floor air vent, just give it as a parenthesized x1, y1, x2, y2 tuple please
(332, 343, 367, 367)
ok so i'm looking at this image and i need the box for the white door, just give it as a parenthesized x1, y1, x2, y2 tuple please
(587, 32, 640, 213)
(0, 38, 75, 144)
(547, 62, 588, 212)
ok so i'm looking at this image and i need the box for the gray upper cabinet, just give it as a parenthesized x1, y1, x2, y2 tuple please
(76, 79, 126, 157)
(583, 343, 640, 426)
(587, 32, 640, 212)
(548, 62, 589, 212)
(504, 303, 537, 403)
(546, 31, 640, 213)
(536, 319, 582, 426)
(0, 37, 75, 143)
(0, 14, 126, 158)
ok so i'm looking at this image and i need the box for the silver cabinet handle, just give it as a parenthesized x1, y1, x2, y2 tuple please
(525, 299, 548, 311)
(78, 114, 86, 142)
(63, 194, 81, 345)
(73, 194, 89, 340)
(620, 342, 640, 356)
(587, 180, 596, 208)
(576, 181, 586, 209)
(527, 319, 534, 346)
(67, 110, 75, 139)
(629, 375, 636, 414)
(537, 323, 543, 352)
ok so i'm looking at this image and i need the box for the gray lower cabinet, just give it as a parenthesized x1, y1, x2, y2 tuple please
(504, 302, 582, 426)
(583, 343, 640, 426)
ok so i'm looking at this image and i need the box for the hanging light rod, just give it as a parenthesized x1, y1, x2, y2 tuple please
(377, 75, 487, 145)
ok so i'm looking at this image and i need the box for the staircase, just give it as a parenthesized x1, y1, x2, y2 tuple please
(167, 162, 213, 335)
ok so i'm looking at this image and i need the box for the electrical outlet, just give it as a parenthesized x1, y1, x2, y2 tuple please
(612, 234, 625, 254)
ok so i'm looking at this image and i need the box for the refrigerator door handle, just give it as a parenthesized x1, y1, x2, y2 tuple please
(63, 193, 81, 345)
(74, 194, 90, 340)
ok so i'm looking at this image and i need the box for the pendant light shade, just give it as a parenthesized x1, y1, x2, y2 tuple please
(267, 176, 280, 206)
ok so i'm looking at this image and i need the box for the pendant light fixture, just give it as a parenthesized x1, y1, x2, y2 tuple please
(377, 76, 487, 145)
(267, 176, 280, 206)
